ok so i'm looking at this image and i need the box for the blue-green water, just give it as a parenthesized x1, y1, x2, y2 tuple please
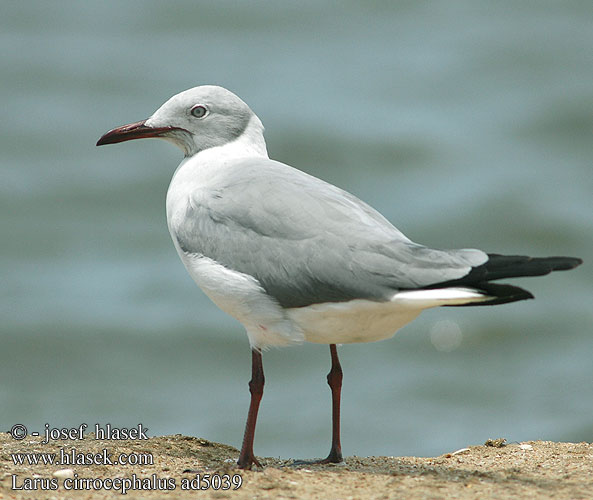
(2, 1, 592, 460)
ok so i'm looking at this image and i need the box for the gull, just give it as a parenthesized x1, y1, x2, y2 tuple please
(97, 85, 582, 469)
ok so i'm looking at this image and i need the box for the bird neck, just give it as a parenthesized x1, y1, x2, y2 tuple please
(189, 115, 269, 163)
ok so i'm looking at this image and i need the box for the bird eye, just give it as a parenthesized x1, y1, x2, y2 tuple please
(190, 105, 208, 118)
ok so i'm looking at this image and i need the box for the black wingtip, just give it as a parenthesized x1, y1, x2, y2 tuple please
(434, 253, 581, 308)
(465, 254, 583, 283)
(447, 282, 535, 307)
(555, 256, 583, 270)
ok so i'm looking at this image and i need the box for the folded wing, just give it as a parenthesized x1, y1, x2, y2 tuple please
(172, 158, 493, 308)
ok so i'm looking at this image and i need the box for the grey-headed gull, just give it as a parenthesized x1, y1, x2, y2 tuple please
(97, 85, 582, 469)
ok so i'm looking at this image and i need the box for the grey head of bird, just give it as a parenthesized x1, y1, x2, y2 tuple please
(97, 85, 263, 157)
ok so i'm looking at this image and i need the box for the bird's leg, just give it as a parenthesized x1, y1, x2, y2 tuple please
(321, 343, 344, 463)
(237, 348, 265, 469)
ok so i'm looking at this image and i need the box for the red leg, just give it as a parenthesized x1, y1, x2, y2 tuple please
(321, 343, 343, 463)
(237, 349, 265, 469)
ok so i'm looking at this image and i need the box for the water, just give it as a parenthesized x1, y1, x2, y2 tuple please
(2, 1, 592, 460)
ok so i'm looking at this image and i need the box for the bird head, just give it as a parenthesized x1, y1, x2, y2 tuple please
(97, 85, 262, 157)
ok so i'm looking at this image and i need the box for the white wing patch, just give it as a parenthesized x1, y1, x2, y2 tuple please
(392, 287, 490, 306)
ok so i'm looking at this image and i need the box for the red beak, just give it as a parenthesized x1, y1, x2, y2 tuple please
(96, 120, 184, 146)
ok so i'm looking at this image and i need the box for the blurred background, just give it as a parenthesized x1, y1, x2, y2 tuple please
(1, 1, 591, 460)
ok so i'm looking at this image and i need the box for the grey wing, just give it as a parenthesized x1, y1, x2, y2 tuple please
(174, 159, 487, 308)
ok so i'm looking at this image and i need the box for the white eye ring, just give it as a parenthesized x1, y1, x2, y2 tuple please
(190, 105, 208, 118)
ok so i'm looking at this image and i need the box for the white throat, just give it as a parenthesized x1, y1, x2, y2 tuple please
(191, 115, 268, 164)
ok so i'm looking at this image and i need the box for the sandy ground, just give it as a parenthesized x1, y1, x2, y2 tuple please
(1, 432, 592, 500)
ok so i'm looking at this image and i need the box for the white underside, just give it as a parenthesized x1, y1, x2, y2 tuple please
(176, 253, 490, 349)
